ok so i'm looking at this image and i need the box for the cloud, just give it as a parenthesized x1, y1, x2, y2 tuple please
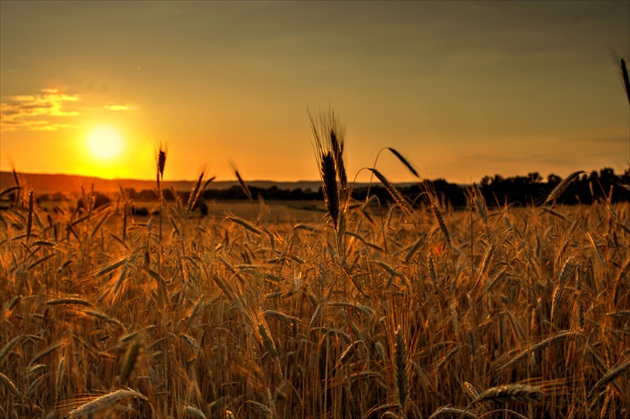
(1, 88, 138, 132)
(104, 104, 136, 111)
(0, 88, 80, 132)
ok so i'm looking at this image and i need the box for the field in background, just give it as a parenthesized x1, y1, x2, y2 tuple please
(0, 193, 628, 418)
(149, 200, 326, 224)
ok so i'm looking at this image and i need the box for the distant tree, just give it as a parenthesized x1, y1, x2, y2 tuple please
(162, 188, 176, 201)
(131, 206, 150, 217)
(77, 192, 111, 212)
(198, 202, 208, 217)
(527, 172, 542, 184)
(547, 174, 562, 185)
(138, 189, 157, 201)
(124, 188, 138, 200)
(480, 176, 492, 188)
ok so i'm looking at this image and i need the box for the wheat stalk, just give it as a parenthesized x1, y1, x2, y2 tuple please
(55, 356, 65, 403)
(25, 374, 46, 399)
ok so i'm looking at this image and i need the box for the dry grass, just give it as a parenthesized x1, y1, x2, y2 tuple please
(1, 172, 629, 418)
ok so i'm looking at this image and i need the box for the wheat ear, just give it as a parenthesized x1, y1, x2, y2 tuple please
(0, 372, 20, 399)
(388, 147, 420, 178)
(497, 330, 577, 371)
(394, 326, 408, 410)
(321, 152, 340, 227)
(369, 168, 411, 213)
(431, 202, 451, 246)
(182, 404, 207, 419)
(186, 170, 206, 215)
(68, 388, 147, 418)
(587, 358, 630, 400)
(230, 163, 253, 202)
(472, 384, 544, 405)
(545, 171, 583, 204)
(621, 58, 630, 104)
(330, 129, 347, 201)
(119, 336, 143, 385)
(0, 336, 24, 365)
(428, 406, 478, 419)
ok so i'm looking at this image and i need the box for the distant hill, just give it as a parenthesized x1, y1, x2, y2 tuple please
(0, 171, 326, 194)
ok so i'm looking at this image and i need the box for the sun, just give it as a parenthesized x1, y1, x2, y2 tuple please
(87, 128, 123, 159)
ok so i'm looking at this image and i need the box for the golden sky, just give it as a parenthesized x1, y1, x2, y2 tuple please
(1, 1, 628, 183)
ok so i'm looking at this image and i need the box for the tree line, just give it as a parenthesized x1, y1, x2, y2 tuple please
(121, 167, 630, 209)
(6, 167, 627, 214)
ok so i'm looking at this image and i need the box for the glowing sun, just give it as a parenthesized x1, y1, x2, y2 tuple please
(87, 128, 123, 159)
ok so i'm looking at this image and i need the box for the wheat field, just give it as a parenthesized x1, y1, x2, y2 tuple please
(1, 173, 629, 419)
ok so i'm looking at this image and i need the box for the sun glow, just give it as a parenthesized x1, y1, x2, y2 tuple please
(87, 128, 123, 159)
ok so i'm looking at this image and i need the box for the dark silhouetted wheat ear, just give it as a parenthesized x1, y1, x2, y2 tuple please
(330, 129, 347, 201)
(321, 152, 340, 227)
(621, 58, 630, 104)
(309, 107, 348, 235)
(545, 171, 583, 204)
(388, 147, 419, 178)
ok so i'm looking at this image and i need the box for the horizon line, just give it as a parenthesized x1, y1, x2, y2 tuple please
(2, 167, 628, 187)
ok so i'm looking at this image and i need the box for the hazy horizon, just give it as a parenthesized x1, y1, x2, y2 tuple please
(1, 1, 629, 184)
(2, 163, 626, 188)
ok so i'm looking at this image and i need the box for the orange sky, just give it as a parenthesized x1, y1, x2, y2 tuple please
(1, 1, 628, 184)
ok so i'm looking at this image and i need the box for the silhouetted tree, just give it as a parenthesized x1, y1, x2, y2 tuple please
(77, 192, 111, 212)
(547, 174, 562, 185)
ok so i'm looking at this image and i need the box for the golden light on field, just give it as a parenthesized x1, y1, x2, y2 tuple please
(87, 127, 123, 159)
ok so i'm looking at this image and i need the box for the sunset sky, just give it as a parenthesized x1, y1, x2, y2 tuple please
(1, 1, 628, 184)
